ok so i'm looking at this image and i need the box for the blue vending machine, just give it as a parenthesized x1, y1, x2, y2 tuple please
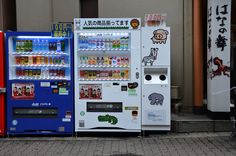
(5, 32, 74, 135)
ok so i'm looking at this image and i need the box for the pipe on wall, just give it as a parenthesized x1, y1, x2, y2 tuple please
(193, 0, 203, 112)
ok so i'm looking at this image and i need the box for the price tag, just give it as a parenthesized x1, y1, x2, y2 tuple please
(51, 23, 72, 37)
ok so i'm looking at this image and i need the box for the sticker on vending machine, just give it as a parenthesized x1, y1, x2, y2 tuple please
(12, 83, 35, 99)
(79, 84, 102, 99)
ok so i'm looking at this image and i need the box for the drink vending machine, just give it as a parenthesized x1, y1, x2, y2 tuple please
(74, 18, 142, 132)
(141, 19, 171, 131)
(0, 31, 6, 136)
(5, 32, 74, 135)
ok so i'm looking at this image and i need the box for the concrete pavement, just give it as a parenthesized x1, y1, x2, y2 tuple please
(0, 132, 236, 156)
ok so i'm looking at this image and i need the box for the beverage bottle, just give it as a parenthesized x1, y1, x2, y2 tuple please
(121, 70, 125, 78)
(57, 57, 61, 64)
(53, 42, 57, 51)
(117, 57, 121, 66)
(125, 70, 129, 79)
(109, 56, 112, 65)
(100, 39, 105, 49)
(25, 40, 29, 52)
(112, 56, 117, 66)
(84, 56, 89, 65)
(29, 40, 33, 52)
(37, 39, 43, 52)
(44, 40, 49, 51)
(124, 35, 129, 49)
(16, 40, 20, 52)
(120, 37, 124, 49)
(101, 57, 104, 65)
(117, 70, 121, 79)
(125, 57, 129, 66)
(97, 57, 100, 65)
(20, 40, 24, 52)
(61, 57, 65, 65)
(112, 39, 116, 49)
(49, 42, 53, 51)
(61, 40, 65, 51)
(57, 40, 61, 52)
(116, 38, 120, 48)
(33, 40, 37, 52)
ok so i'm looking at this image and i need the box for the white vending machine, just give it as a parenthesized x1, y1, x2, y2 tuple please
(141, 17, 171, 131)
(74, 18, 142, 132)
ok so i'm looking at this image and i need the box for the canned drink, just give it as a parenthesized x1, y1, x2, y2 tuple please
(20, 57, 25, 64)
(16, 69, 20, 76)
(15, 56, 21, 64)
(28, 70, 33, 76)
(37, 56, 41, 64)
(80, 70, 85, 78)
(33, 56, 37, 64)
(40, 56, 44, 64)
(49, 57, 53, 64)
(24, 69, 29, 76)
(44, 57, 48, 64)
(28, 56, 33, 65)
(36, 69, 41, 76)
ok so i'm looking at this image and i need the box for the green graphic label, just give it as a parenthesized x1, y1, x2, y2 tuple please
(98, 114, 118, 125)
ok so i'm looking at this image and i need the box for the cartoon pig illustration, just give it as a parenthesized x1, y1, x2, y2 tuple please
(151, 29, 169, 44)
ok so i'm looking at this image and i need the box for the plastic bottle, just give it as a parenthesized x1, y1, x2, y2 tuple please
(44, 40, 49, 51)
(57, 40, 61, 52)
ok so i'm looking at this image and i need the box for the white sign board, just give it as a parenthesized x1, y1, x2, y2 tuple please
(207, 0, 231, 112)
(74, 18, 141, 31)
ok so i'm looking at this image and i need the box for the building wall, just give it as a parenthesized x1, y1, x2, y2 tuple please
(99, 0, 193, 110)
(16, 0, 80, 31)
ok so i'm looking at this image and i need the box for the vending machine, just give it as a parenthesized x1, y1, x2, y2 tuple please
(74, 18, 141, 132)
(141, 15, 171, 131)
(0, 31, 6, 136)
(5, 32, 74, 135)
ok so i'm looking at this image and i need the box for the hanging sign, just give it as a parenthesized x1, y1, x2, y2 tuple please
(144, 13, 166, 27)
(51, 23, 72, 37)
(207, 0, 231, 112)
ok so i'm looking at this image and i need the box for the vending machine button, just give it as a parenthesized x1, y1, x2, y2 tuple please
(121, 86, 127, 91)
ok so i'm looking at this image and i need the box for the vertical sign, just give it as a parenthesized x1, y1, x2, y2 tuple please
(207, 0, 231, 112)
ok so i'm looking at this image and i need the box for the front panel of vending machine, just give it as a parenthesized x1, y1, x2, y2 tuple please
(0, 31, 6, 136)
(6, 32, 74, 135)
(74, 18, 141, 132)
(141, 25, 171, 131)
